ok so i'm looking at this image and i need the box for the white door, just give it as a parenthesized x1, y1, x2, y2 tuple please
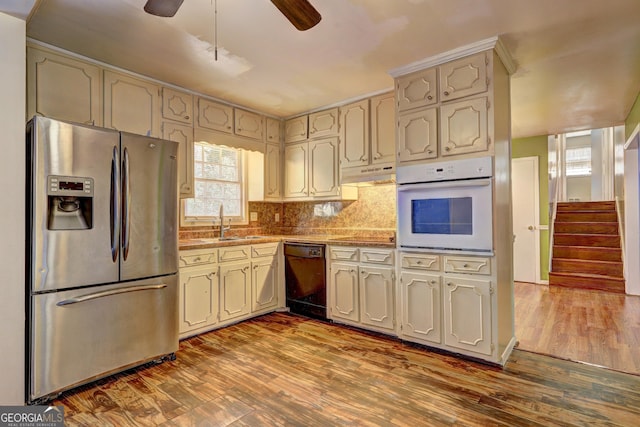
(511, 157, 540, 283)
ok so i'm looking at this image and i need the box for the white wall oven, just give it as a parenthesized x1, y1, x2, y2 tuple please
(397, 156, 493, 253)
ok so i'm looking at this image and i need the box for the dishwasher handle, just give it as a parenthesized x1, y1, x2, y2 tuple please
(284, 243, 325, 258)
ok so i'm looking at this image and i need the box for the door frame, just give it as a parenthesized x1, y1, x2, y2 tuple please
(512, 156, 542, 284)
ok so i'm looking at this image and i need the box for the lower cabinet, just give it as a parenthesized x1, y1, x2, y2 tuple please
(400, 270, 441, 344)
(178, 242, 281, 338)
(329, 246, 395, 334)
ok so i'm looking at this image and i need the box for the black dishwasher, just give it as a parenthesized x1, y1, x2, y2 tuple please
(284, 243, 327, 320)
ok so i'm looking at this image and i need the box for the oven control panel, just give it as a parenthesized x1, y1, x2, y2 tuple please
(396, 156, 493, 184)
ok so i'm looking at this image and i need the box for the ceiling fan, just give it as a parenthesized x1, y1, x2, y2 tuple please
(143, 0, 322, 31)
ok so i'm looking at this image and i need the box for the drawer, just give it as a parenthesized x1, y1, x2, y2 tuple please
(444, 256, 491, 275)
(330, 246, 359, 261)
(360, 249, 394, 266)
(219, 245, 251, 262)
(179, 249, 217, 268)
(400, 253, 440, 271)
(251, 242, 279, 258)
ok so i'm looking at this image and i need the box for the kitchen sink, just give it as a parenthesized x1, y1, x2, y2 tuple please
(219, 236, 264, 241)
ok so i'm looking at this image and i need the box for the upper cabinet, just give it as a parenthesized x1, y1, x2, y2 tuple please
(439, 52, 488, 102)
(235, 109, 264, 140)
(396, 68, 437, 113)
(284, 115, 308, 143)
(196, 98, 233, 134)
(264, 143, 282, 200)
(369, 93, 396, 165)
(27, 46, 102, 126)
(308, 108, 339, 139)
(162, 121, 194, 198)
(266, 117, 282, 144)
(104, 70, 161, 137)
(161, 87, 193, 124)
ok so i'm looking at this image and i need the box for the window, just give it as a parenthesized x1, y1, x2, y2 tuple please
(565, 146, 591, 176)
(184, 142, 245, 223)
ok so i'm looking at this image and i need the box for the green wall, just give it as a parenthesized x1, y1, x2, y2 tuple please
(512, 135, 549, 281)
(626, 91, 640, 139)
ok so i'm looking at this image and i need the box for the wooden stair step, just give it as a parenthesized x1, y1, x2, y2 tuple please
(556, 201, 616, 211)
(553, 222, 618, 235)
(549, 272, 625, 294)
(555, 211, 617, 223)
(552, 245, 622, 262)
(552, 258, 623, 277)
(553, 233, 620, 248)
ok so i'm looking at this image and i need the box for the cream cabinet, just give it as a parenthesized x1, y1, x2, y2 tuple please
(442, 276, 492, 355)
(266, 117, 282, 144)
(440, 97, 489, 157)
(400, 270, 441, 344)
(104, 70, 161, 137)
(264, 143, 282, 200)
(329, 246, 396, 333)
(26, 46, 102, 126)
(235, 109, 263, 140)
(283, 142, 308, 198)
(308, 108, 339, 139)
(197, 98, 233, 134)
(397, 108, 438, 162)
(162, 121, 194, 198)
(251, 243, 280, 313)
(396, 67, 438, 112)
(178, 249, 219, 337)
(439, 52, 488, 102)
(162, 87, 193, 124)
(219, 258, 252, 322)
(340, 99, 369, 168)
(370, 93, 396, 165)
(284, 115, 308, 143)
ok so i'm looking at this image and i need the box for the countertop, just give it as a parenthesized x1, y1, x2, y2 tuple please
(179, 235, 396, 251)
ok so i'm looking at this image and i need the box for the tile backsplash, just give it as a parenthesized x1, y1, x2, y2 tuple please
(179, 184, 396, 240)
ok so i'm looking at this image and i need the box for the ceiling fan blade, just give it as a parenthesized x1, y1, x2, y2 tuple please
(143, 0, 184, 17)
(270, 0, 322, 31)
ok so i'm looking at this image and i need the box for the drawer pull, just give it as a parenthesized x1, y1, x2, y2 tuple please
(194, 257, 201, 262)
(463, 263, 469, 268)
(416, 260, 422, 265)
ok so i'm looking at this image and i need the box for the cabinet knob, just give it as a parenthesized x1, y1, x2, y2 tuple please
(430, 280, 436, 285)
(427, 150, 433, 154)
(185, 115, 190, 120)
(416, 260, 422, 265)
(447, 282, 453, 286)
(463, 263, 469, 268)
(445, 147, 451, 152)
(227, 126, 232, 130)
(238, 128, 242, 131)
(361, 270, 366, 274)
(243, 266, 249, 271)
(350, 269, 355, 273)
(269, 135, 273, 139)
(427, 95, 433, 100)
(443, 91, 450, 96)
(194, 257, 201, 262)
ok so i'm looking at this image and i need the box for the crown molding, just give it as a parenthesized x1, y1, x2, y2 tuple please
(388, 36, 516, 78)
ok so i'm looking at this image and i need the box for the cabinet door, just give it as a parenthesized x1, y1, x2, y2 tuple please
(197, 98, 233, 134)
(396, 68, 437, 112)
(284, 115, 308, 143)
(179, 266, 218, 333)
(400, 271, 441, 344)
(443, 276, 492, 355)
(308, 108, 339, 139)
(398, 107, 438, 163)
(340, 100, 369, 168)
(370, 93, 396, 165)
(440, 97, 489, 157)
(235, 109, 263, 140)
(163, 121, 194, 198)
(104, 70, 161, 137)
(359, 266, 394, 331)
(252, 256, 278, 312)
(219, 260, 252, 321)
(266, 118, 282, 143)
(284, 142, 308, 198)
(439, 52, 488, 102)
(264, 143, 282, 200)
(309, 137, 340, 197)
(27, 47, 102, 126)
(162, 87, 193, 124)
(330, 262, 359, 322)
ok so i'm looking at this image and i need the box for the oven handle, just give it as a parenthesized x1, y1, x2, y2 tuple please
(397, 178, 491, 191)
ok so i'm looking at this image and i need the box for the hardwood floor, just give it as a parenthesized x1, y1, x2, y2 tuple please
(514, 281, 640, 375)
(54, 312, 640, 426)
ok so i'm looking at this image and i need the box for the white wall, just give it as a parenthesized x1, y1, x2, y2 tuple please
(0, 12, 26, 404)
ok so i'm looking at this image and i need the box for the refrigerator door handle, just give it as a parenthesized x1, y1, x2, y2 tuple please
(122, 147, 131, 261)
(56, 284, 168, 306)
(110, 146, 120, 263)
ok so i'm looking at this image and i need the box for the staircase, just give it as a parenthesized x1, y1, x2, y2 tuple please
(549, 201, 625, 293)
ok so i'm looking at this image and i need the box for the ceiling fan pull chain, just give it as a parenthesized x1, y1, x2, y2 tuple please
(214, 0, 218, 61)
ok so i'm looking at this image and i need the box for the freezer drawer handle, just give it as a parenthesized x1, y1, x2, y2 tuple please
(56, 284, 168, 306)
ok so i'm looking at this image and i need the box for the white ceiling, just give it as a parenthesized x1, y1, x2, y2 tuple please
(17, 0, 640, 138)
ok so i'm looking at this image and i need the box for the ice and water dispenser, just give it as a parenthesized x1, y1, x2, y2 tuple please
(47, 175, 94, 230)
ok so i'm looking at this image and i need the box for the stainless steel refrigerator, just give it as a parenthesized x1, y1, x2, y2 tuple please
(26, 116, 179, 404)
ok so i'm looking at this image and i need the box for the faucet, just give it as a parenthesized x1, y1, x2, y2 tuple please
(219, 204, 230, 239)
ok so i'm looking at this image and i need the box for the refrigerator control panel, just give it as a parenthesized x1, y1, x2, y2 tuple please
(47, 175, 94, 197)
